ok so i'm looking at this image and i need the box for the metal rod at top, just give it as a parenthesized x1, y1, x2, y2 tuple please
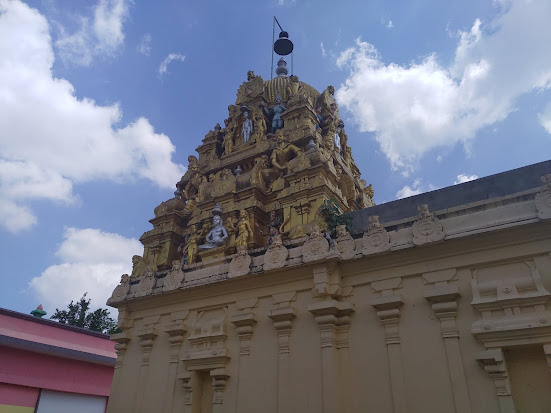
(274, 16, 284, 32)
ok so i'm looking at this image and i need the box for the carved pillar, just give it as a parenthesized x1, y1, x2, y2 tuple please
(424, 269, 472, 413)
(308, 262, 354, 413)
(231, 298, 258, 413)
(371, 278, 407, 413)
(269, 292, 297, 413)
(476, 349, 516, 413)
(211, 368, 230, 410)
(163, 317, 187, 413)
(177, 372, 193, 408)
(111, 332, 131, 370)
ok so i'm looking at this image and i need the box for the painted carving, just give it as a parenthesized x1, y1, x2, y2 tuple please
(163, 260, 185, 292)
(235, 210, 253, 248)
(412, 204, 445, 246)
(535, 174, 551, 219)
(302, 226, 330, 263)
(199, 204, 229, 250)
(334, 224, 356, 260)
(362, 215, 391, 255)
(261, 93, 287, 133)
(263, 234, 289, 271)
(240, 105, 253, 144)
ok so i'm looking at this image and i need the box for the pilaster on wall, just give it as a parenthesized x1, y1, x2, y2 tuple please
(163, 311, 189, 413)
(371, 277, 407, 413)
(423, 269, 472, 413)
(308, 262, 354, 413)
(476, 349, 516, 413)
(269, 292, 297, 413)
(231, 298, 259, 413)
(133, 315, 160, 413)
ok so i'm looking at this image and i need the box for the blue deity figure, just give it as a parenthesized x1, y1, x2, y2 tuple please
(263, 94, 287, 133)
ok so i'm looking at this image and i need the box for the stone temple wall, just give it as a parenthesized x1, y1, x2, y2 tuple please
(106, 162, 551, 413)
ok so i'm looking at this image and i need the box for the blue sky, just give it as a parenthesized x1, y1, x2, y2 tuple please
(1, 0, 550, 316)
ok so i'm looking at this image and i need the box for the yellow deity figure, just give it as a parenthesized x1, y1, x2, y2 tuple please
(235, 210, 253, 248)
(271, 131, 302, 175)
(178, 224, 200, 264)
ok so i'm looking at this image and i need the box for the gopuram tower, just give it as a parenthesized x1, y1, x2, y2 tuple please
(106, 51, 551, 413)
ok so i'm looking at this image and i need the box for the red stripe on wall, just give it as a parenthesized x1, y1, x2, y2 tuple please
(0, 383, 39, 408)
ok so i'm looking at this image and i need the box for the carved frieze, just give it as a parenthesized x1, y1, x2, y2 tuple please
(362, 215, 391, 255)
(412, 204, 445, 246)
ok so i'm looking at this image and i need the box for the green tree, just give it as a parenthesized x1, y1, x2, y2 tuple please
(50, 293, 119, 334)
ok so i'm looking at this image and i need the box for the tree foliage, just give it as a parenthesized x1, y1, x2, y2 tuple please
(50, 293, 119, 334)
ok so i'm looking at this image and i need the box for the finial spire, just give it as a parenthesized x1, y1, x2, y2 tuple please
(276, 58, 288, 77)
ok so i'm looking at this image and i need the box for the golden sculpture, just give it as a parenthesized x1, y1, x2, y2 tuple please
(178, 224, 200, 265)
(235, 210, 253, 249)
(271, 131, 302, 175)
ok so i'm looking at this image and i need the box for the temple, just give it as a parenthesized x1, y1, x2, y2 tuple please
(106, 58, 551, 413)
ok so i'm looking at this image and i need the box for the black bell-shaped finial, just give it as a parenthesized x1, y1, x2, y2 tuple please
(274, 31, 293, 56)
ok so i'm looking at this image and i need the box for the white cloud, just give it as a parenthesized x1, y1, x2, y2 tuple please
(539, 102, 551, 134)
(137, 33, 152, 56)
(158, 53, 186, 77)
(336, 0, 551, 173)
(396, 178, 423, 199)
(320, 41, 327, 58)
(454, 173, 478, 184)
(55, 0, 129, 65)
(386, 19, 393, 29)
(29, 227, 142, 313)
(0, 0, 185, 232)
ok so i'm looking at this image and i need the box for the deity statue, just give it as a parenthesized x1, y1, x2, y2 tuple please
(178, 224, 200, 265)
(251, 109, 267, 143)
(334, 120, 343, 152)
(241, 106, 253, 144)
(235, 210, 253, 248)
(258, 210, 282, 245)
(315, 106, 324, 130)
(270, 131, 302, 175)
(175, 156, 202, 213)
(223, 121, 234, 155)
(199, 204, 229, 250)
(261, 94, 287, 133)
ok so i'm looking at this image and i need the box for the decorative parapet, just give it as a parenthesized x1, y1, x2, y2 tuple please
(107, 274, 131, 305)
(228, 247, 252, 278)
(535, 174, 551, 219)
(302, 227, 330, 263)
(230, 298, 258, 356)
(412, 204, 445, 246)
(334, 225, 356, 260)
(470, 260, 551, 346)
(136, 268, 156, 298)
(163, 260, 185, 292)
(268, 292, 297, 354)
(263, 234, 289, 271)
(362, 215, 391, 255)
